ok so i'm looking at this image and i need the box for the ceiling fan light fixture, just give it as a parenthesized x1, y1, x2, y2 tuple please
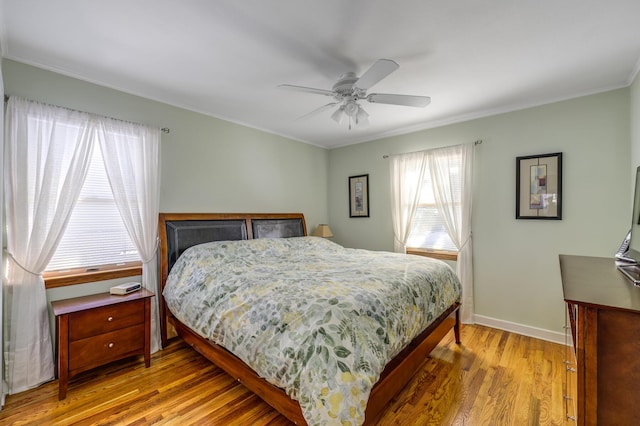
(344, 100, 359, 117)
(331, 106, 345, 124)
(356, 106, 369, 126)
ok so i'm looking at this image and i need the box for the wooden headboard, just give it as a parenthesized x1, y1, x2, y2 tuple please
(157, 213, 307, 344)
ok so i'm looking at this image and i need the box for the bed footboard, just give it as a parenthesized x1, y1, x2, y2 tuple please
(169, 302, 460, 425)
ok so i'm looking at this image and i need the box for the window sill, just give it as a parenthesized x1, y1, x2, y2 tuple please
(44, 262, 142, 289)
(406, 248, 458, 261)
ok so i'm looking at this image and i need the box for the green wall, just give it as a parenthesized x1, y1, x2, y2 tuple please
(2, 59, 329, 303)
(328, 89, 631, 340)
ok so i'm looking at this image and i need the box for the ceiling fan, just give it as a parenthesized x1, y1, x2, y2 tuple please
(279, 59, 431, 129)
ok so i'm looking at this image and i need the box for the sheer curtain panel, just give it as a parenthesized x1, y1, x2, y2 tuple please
(97, 119, 161, 352)
(390, 144, 474, 323)
(1, 66, 5, 407)
(428, 144, 474, 323)
(389, 151, 427, 253)
(4, 97, 94, 393)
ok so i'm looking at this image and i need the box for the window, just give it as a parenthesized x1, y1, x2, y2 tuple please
(406, 155, 462, 253)
(46, 140, 140, 274)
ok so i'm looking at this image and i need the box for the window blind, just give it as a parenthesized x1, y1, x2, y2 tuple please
(406, 156, 461, 252)
(46, 142, 139, 272)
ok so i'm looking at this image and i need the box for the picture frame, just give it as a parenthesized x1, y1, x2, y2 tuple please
(349, 174, 370, 218)
(516, 152, 562, 220)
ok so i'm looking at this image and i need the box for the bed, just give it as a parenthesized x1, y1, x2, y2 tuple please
(158, 213, 461, 425)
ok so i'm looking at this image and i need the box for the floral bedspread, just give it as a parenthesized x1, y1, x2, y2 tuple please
(163, 237, 461, 425)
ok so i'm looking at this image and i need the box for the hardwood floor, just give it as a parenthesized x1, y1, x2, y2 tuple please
(0, 324, 567, 425)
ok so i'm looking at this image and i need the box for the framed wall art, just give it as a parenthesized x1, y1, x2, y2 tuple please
(516, 152, 562, 219)
(349, 174, 369, 218)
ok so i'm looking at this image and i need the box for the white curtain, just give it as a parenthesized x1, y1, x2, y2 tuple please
(389, 151, 427, 253)
(428, 144, 474, 323)
(97, 118, 161, 353)
(4, 97, 94, 393)
(389, 144, 474, 323)
(0, 63, 5, 407)
(3, 97, 162, 393)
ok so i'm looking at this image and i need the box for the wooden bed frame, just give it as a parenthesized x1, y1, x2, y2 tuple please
(158, 212, 461, 425)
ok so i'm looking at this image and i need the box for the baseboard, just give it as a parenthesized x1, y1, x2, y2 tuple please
(472, 314, 567, 345)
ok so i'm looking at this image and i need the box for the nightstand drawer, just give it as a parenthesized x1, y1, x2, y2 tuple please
(69, 324, 145, 372)
(69, 300, 144, 340)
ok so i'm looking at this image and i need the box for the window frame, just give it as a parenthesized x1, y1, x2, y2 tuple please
(43, 261, 142, 288)
(406, 248, 458, 261)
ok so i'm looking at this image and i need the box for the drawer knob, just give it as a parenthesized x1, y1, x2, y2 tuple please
(107, 316, 114, 322)
(108, 342, 114, 348)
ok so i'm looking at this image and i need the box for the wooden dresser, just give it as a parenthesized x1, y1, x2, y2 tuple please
(559, 255, 640, 425)
(52, 288, 154, 400)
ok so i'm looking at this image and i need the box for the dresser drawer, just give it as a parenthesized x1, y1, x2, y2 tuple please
(69, 324, 145, 372)
(69, 300, 144, 340)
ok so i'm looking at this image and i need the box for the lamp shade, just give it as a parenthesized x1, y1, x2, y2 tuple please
(312, 224, 334, 238)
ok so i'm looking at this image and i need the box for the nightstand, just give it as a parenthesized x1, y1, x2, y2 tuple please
(52, 288, 154, 400)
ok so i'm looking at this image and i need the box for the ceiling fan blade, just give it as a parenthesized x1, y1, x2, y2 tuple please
(367, 93, 431, 107)
(354, 59, 399, 91)
(278, 84, 336, 97)
(296, 102, 338, 121)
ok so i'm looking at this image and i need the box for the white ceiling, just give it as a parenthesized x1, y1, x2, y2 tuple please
(2, 0, 640, 149)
